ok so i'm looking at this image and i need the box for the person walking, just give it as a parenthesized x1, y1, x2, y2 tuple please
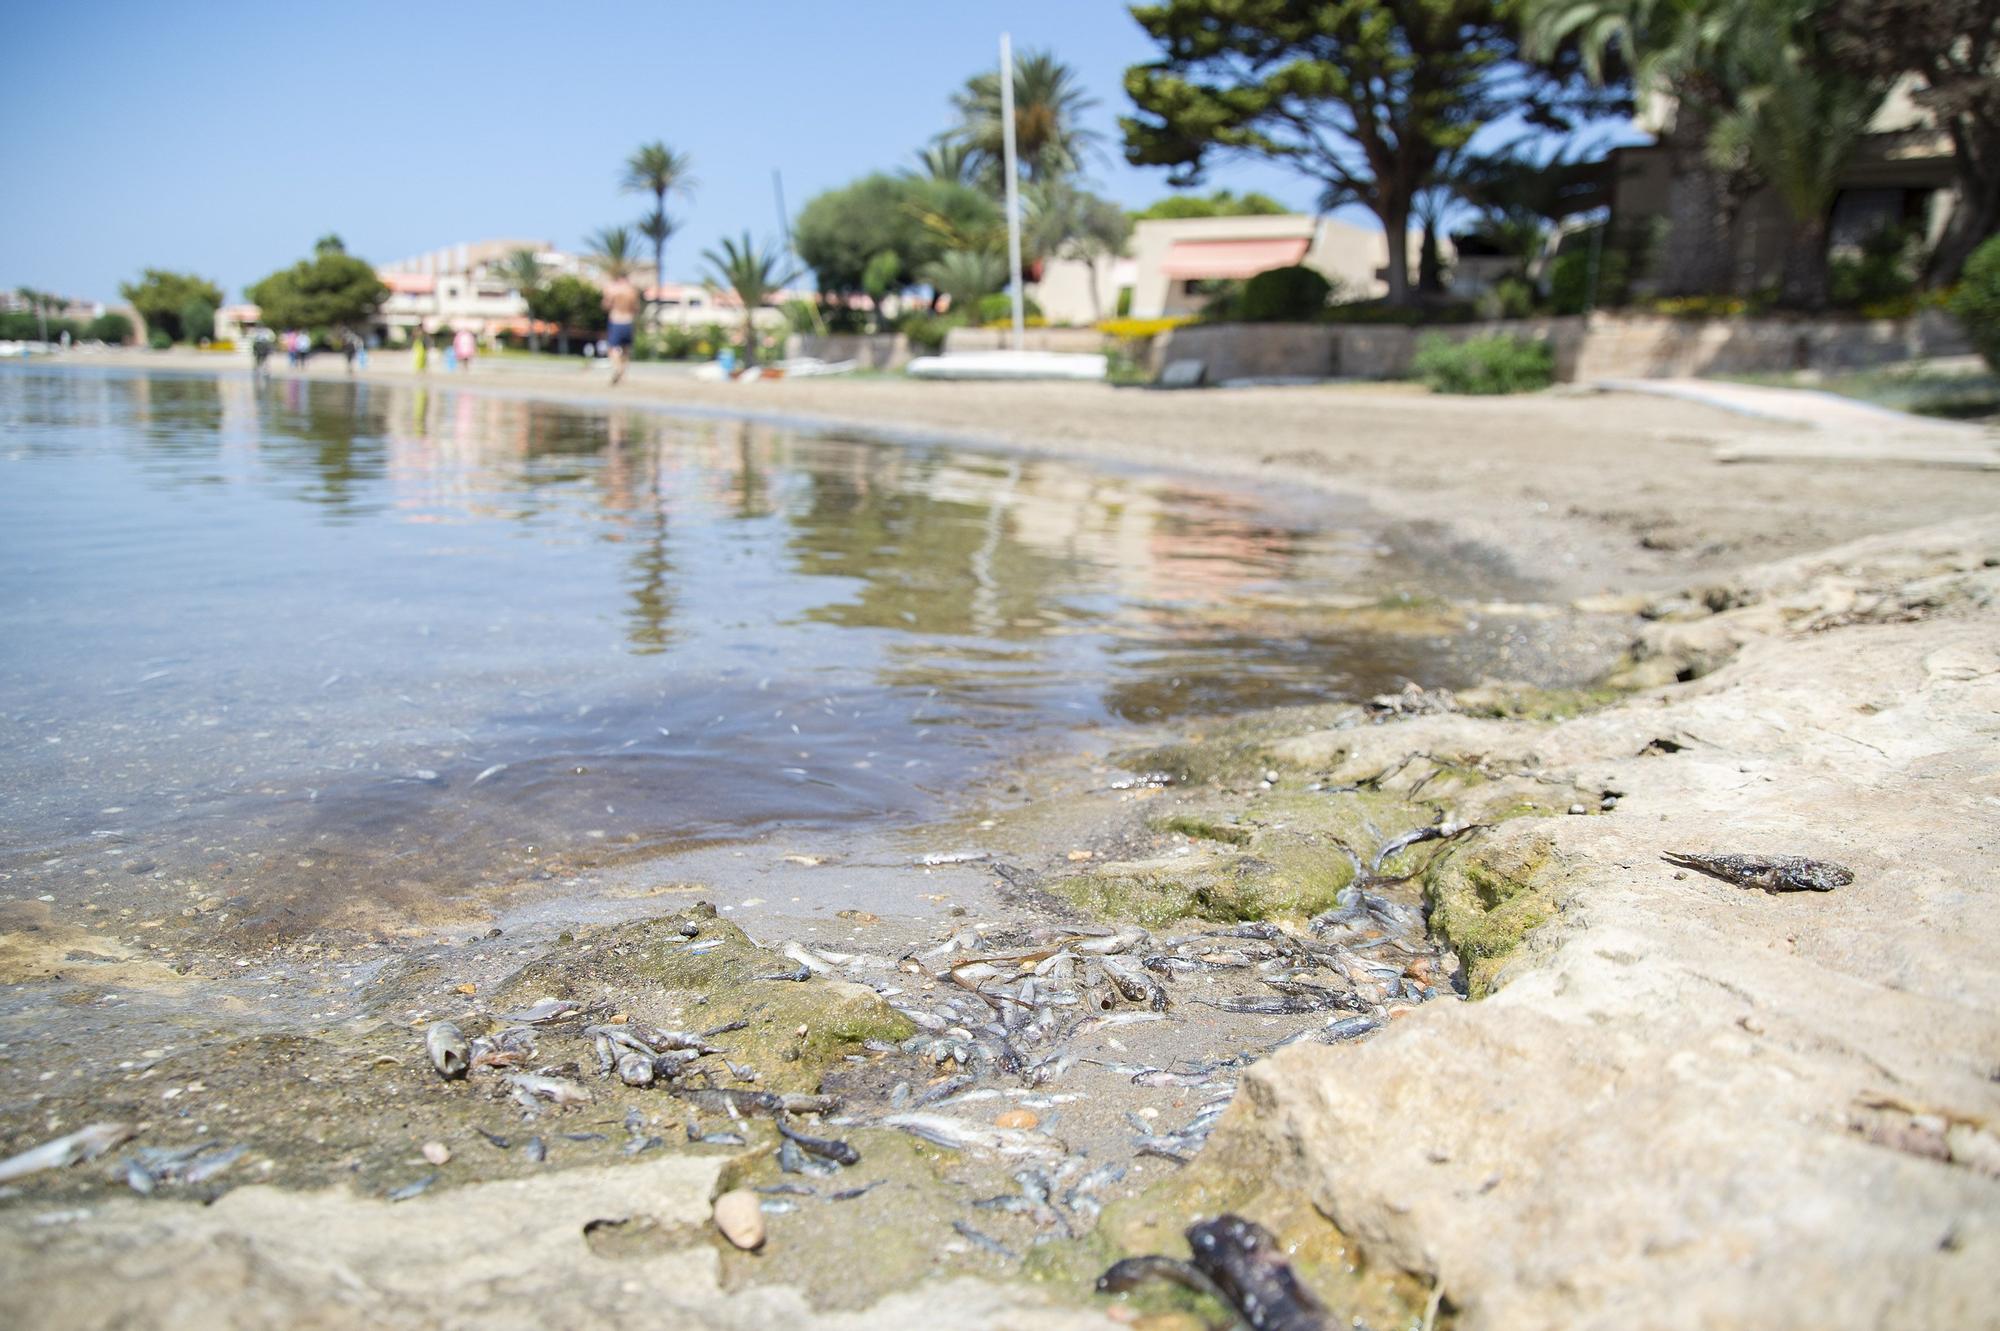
(252, 326, 275, 380)
(453, 328, 476, 373)
(341, 329, 360, 375)
(412, 329, 429, 374)
(602, 274, 639, 385)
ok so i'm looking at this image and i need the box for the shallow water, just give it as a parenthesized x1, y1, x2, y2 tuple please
(1, 367, 1545, 938)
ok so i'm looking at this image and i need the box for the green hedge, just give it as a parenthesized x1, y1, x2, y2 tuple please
(1411, 333, 1555, 395)
(1948, 234, 2000, 373)
(1239, 264, 1331, 322)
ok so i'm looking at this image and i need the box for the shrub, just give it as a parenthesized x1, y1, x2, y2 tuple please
(1115, 287, 1133, 317)
(1411, 333, 1554, 395)
(87, 312, 134, 344)
(148, 328, 172, 350)
(1238, 264, 1333, 322)
(1831, 227, 1918, 312)
(1096, 316, 1194, 340)
(1946, 234, 2000, 372)
(1475, 275, 1536, 320)
(179, 297, 217, 345)
(976, 292, 1042, 325)
(899, 312, 958, 355)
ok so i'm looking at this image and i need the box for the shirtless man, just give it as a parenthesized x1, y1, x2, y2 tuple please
(602, 275, 640, 384)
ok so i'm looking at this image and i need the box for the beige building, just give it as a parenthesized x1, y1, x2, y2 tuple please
(1034, 212, 1403, 325)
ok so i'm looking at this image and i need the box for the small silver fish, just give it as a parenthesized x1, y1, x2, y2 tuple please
(0, 1123, 135, 1183)
(524, 1136, 548, 1163)
(506, 1074, 593, 1106)
(496, 998, 582, 1025)
(616, 1053, 656, 1087)
(387, 1173, 438, 1202)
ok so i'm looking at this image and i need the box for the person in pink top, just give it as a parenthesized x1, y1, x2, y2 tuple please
(453, 328, 476, 372)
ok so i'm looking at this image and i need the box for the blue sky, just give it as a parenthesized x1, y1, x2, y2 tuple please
(3, 1, 1342, 303)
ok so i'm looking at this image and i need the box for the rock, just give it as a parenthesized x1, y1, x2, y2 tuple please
(712, 1189, 765, 1251)
(994, 1109, 1039, 1130)
(421, 1141, 451, 1166)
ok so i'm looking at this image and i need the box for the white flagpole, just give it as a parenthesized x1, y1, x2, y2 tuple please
(1000, 31, 1025, 352)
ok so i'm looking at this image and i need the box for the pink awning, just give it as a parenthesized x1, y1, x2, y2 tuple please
(1160, 237, 1310, 279)
(381, 273, 436, 294)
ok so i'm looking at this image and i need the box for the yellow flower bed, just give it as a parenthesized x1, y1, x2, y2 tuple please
(1096, 316, 1194, 340)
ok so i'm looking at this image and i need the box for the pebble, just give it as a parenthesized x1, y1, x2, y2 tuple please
(994, 1109, 1039, 1130)
(421, 1141, 451, 1166)
(1568, 803, 1587, 815)
(713, 1188, 766, 1250)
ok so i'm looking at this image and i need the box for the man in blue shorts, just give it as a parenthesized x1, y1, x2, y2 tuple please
(603, 274, 640, 384)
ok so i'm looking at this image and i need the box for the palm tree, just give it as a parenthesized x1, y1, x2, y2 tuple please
(622, 142, 697, 308)
(15, 287, 49, 343)
(951, 48, 1100, 185)
(1708, 7, 1886, 309)
(1025, 183, 1132, 321)
(496, 248, 548, 353)
(918, 249, 1008, 319)
(586, 225, 644, 283)
(907, 137, 980, 187)
(701, 233, 798, 366)
(1524, 0, 1744, 296)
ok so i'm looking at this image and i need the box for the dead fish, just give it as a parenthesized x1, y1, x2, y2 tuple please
(471, 763, 508, 785)
(757, 1182, 816, 1196)
(181, 1143, 248, 1185)
(616, 1054, 656, 1087)
(586, 1024, 661, 1056)
(506, 1073, 593, 1106)
(776, 1117, 860, 1166)
(759, 1198, 799, 1215)
(1097, 1252, 1231, 1304)
(757, 965, 812, 982)
(425, 1022, 470, 1080)
(1663, 851, 1854, 893)
(777, 1136, 839, 1177)
(523, 1136, 548, 1163)
(1318, 1015, 1384, 1043)
(1185, 1213, 1333, 1330)
(475, 1128, 511, 1150)
(627, 1023, 726, 1054)
(952, 1219, 1019, 1261)
(911, 1074, 975, 1109)
(387, 1173, 438, 1202)
(1101, 957, 1169, 1011)
(496, 998, 582, 1025)
(1203, 991, 1350, 1016)
(880, 1113, 1063, 1158)
(917, 850, 992, 867)
(0, 1123, 135, 1183)
(831, 1181, 883, 1201)
(1070, 1011, 1167, 1038)
(561, 1132, 609, 1142)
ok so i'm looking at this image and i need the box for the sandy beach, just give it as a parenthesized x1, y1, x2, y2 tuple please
(5, 353, 1998, 1330)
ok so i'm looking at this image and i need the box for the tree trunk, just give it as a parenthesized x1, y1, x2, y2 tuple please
(1925, 120, 1999, 286)
(1381, 204, 1412, 306)
(1657, 104, 1737, 298)
(1418, 219, 1443, 295)
(741, 314, 757, 367)
(1778, 214, 1832, 312)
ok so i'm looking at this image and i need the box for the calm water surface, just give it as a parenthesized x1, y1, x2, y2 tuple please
(0, 367, 1534, 936)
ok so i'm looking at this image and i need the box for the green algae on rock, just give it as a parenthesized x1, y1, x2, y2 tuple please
(1423, 829, 1564, 998)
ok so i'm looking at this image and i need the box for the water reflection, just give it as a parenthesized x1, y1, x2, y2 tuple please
(0, 366, 1539, 936)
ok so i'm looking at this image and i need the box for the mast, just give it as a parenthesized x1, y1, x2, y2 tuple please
(999, 31, 1025, 352)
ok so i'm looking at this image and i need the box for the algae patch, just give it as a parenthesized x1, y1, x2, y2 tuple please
(1424, 831, 1563, 997)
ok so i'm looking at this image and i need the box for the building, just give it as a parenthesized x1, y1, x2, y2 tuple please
(1034, 212, 1404, 325)
(369, 239, 805, 346)
(1605, 78, 1967, 295)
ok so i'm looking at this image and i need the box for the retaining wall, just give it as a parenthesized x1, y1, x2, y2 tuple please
(1145, 310, 1968, 384)
(783, 333, 911, 371)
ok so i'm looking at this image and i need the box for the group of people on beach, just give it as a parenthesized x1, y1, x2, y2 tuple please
(407, 327, 479, 374)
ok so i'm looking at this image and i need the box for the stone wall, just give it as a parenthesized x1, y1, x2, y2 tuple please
(1144, 310, 1968, 385)
(783, 333, 911, 371)
(943, 326, 1108, 355)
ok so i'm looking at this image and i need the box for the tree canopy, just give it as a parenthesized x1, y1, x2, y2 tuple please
(792, 173, 1002, 299)
(1124, 0, 1620, 303)
(1132, 189, 1289, 220)
(525, 274, 608, 335)
(245, 241, 386, 332)
(118, 268, 224, 342)
(951, 48, 1101, 184)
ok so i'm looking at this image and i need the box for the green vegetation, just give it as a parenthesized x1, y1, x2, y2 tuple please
(523, 274, 607, 352)
(119, 268, 223, 343)
(1728, 363, 2000, 424)
(951, 46, 1101, 184)
(1949, 233, 2000, 373)
(585, 224, 643, 282)
(1124, 0, 1617, 306)
(919, 248, 1007, 316)
(1132, 189, 1287, 220)
(243, 236, 386, 334)
(701, 232, 797, 365)
(621, 140, 696, 302)
(1411, 332, 1555, 393)
(1238, 265, 1333, 323)
(87, 311, 133, 344)
(1424, 833, 1561, 996)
